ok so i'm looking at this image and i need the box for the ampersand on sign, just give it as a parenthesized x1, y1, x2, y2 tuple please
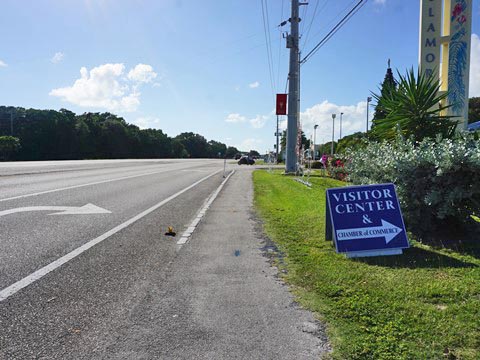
(362, 214, 372, 224)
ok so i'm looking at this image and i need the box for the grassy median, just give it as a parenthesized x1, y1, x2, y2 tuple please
(253, 170, 480, 360)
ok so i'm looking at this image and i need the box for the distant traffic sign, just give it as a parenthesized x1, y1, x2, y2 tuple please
(326, 183, 409, 258)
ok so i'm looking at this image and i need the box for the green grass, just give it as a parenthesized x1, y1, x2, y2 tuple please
(253, 170, 480, 360)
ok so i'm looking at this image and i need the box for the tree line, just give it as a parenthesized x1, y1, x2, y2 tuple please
(0, 106, 241, 161)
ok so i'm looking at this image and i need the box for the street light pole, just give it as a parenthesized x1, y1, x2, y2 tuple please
(339, 112, 344, 140)
(331, 114, 336, 155)
(366, 96, 372, 132)
(313, 124, 318, 161)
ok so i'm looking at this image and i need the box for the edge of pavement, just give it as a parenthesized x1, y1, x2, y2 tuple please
(154, 167, 331, 359)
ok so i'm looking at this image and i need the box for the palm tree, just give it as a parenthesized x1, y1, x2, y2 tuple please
(370, 68, 457, 142)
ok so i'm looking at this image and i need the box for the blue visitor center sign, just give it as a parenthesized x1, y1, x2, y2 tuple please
(326, 183, 409, 258)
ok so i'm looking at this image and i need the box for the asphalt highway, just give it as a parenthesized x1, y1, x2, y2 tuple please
(0, 160, 227, 355)
(0, 159, 326, 359)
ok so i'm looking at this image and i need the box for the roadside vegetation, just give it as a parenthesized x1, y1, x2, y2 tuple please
(0, 106, 242, 161)
(254, 171, 480, 359)
(254, 68, 480, 359)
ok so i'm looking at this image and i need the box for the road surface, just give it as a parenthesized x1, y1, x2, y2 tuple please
(0, 159, 328, 359)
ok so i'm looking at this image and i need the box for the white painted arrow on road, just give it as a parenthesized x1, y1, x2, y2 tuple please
(336, 220, 402, 244)
(0, 203, 111, 217)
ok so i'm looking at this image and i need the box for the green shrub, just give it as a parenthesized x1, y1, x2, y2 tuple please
(336, 132, 368, 153)
(0, 136, 21, 161)
(345, 133, 480, 239)
(310, 160, 324, 169)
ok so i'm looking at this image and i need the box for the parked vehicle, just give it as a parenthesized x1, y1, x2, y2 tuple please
(238, 155, 255, 165)
(468, 121, 480, 131)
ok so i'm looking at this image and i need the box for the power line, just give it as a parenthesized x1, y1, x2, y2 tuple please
(260, 0, 276, 103)
(299, 0, 309, 38)
(276, 0, 285, 92)
(309, 0, 357, 41)
(301, 0, 330, 51)
(301, 0, 368, 65)
(302, 0, 320, 51)
(264, 0, 275, 84)
(302, 0, 367, 64)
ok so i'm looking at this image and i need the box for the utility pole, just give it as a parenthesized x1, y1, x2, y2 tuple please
(275, 115, 279, 163)
(285, 0, 301, 173)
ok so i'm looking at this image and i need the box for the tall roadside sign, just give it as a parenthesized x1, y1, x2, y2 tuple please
(326, 184, 409, 258)
(419, 0, 472, 130)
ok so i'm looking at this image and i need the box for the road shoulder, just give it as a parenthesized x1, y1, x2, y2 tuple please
(125, 168, 331, 359)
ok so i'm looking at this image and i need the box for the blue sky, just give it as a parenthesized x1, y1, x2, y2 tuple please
(1, 0, 479, 153)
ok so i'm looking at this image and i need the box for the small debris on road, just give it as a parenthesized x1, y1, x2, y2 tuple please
(165, 226, 176, 237)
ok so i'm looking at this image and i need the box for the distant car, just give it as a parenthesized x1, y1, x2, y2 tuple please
(234, 153, 242, 160)
(238, 156, 255, 165)
(467, 121, 480, 131)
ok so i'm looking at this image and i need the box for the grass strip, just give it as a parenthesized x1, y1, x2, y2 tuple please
(253, 170, 480, 360)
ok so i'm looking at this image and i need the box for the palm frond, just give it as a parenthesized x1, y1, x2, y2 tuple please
(448, 32, 468, 113)
(370, 68, 457, 141)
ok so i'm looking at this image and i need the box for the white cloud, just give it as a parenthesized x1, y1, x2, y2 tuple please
(225, 113, 247, 123)
(50, 63, 157, 113)
(250, 115, 269, 128)
(249, 81, 260, 89)
(236, 138, 263, 152)
(0, 59, 7, 67)
(51, 52, 64, 64)
(118, 92, 141, 112)
(297, 100, 369, 144)
(127, 64, 157, 84)
(133, 116, 162, 129)
(470, 33, 480, 97)
(226, 112, 272, 129)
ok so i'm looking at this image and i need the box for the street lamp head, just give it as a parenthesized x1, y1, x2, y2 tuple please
(314, 124, 318, 129)
(367, 96, 372, 103)
(332, 113, 336, 119)
(340, 112, 344, 116)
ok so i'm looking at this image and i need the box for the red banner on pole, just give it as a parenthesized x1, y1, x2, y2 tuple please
(276, 94, 287, 115)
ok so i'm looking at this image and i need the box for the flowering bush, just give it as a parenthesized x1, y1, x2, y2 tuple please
(345, 133, 480, 239)
(325, 154, 348, 181)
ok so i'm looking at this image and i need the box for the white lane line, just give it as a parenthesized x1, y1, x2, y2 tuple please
(177, 170, 235, 248)
(0, 169, 222, 302)
(0, 203, 111, 217)
(0, 166, 194, 202)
